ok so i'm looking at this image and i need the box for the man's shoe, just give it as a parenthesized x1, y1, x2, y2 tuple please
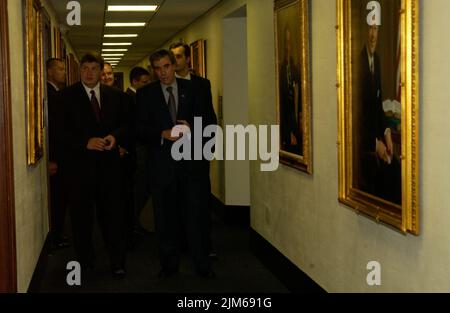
(52, 236, 70, 249)
(112, 267, 126, 279)
(135, 225, 153, 236)
(158, 269, 178, 279)
(208, 251, 218, 260)
(196, 269, 216, 279)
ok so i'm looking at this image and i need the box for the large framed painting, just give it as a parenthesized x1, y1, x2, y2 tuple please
(337, 0, 419, 234)
(190, 39, 206, 78)
(275, 0, 312, 173)
(24, 0, 45, 166)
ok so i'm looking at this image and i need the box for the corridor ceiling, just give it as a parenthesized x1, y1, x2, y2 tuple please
(48, 0, 221, 67)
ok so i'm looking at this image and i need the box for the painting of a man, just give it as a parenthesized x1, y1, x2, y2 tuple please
(353, 3, 401, 204)
(275, 0, 311, 173)
(279, 24, 302, 156)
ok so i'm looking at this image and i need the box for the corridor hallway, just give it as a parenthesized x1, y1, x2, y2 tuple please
(29, 204, 291, 293)
(1, 0, 327, 293)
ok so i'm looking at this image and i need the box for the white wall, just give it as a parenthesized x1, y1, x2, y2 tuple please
(223, 16, 250, 206)
(128, 0, 450, 292)
(7, 0, 78, 292)
(8, 0, 49, 292)
(251, 0, 450, 292)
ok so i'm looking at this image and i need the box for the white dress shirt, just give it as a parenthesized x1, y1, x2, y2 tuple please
(82, 82, 101, 108)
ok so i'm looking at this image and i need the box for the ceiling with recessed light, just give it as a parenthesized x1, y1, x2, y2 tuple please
(48, 0, 221, 68)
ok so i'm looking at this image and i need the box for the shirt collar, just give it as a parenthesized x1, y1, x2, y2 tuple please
(82, 82, 101, 104)
(175, 72, 191, 81)
(48, 81, 59, 91)
(161, 78, 178, 92)
(129, 86, 137, 93)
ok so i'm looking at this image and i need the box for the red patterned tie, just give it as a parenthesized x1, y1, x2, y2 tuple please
(90, 90, 101, 122)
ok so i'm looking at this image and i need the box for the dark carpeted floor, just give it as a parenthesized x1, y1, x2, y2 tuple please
(32, 208, 289, 293)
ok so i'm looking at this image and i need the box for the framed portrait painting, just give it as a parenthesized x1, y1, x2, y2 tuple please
(337, 0, 419, 234)
(275, 0, 312, 173)
(24, 0, 45, 166)
(190, 39, 206, 78)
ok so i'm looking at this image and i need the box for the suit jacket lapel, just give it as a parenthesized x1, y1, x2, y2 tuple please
(157, 83, 174, 126)
(176, 78, 187, 120)
(100, 84, 108, 122)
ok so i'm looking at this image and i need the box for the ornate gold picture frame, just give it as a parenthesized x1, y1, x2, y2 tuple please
(275, 0, 312, 173)
(337, 0, 419, 234)
(24, 0, 44, 166)
(190, 39, 206, 78)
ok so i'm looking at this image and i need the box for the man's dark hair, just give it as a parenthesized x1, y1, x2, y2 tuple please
(80, 52, 104, 69)
(169, 42, 191, 58)
(149, 49, 176, 68)
(46, 58, 64, 70)
(129, 66, 150, 84)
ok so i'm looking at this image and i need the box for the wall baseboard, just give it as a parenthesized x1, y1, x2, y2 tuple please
(249, 229, 325, 293)
(211, 195, 250, 227)
(211, 195, 324, 293)
(27, 234, 51, 293)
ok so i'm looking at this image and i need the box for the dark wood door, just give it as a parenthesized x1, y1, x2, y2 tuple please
(0, 0, 17, 293)
(113, 72, 124, 91)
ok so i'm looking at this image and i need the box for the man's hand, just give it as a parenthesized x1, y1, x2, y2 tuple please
(176, 120, 190, 129)
(103, 135, 116, 151)
(172, 121, 191, 140)
(87, 138, 107, 151)
(119, 146, 128, 158)
(376, 139, 390, 164)
(385, 130, 393, 159)
(290, 132, 298, 146)
(162, 129, 181, 141)
(49, 162, 58, 176)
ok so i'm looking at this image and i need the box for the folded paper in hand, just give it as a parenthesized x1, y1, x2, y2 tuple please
(171, 124, 191, 140)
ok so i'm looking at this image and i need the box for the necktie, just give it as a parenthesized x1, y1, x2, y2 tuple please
(370, 57, 374, 75)
(90, 90, 101, 123)
(166, 86, 177, 124)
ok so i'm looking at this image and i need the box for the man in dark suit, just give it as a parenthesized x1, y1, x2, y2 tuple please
(136, 49, 214, 278)
(46, 58, 70, 250)
(101, 63, 145, 248)
(170, 42, 218, 260)
(57, 52, 130, 278)
(355, 24, 401, 204)
(126, 67, 151, 102)
(279, 25, 302, 155)
(125, 67, 152, 237)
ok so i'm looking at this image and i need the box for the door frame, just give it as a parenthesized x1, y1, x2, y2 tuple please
(0, 0, 17, 293)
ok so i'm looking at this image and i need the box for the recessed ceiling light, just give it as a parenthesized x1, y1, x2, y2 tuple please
(102, 54, 125, 56)
(102, 49, 128, 52)
(107, 5, 158, 12)
(105, 23, 145, 27)
(103, 43, 132, 46)
(104, 34, 138, 38)
(103, 58, 122, 60)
